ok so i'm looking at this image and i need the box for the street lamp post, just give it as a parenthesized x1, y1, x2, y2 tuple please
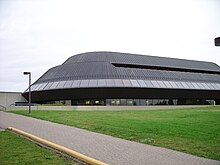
(23, 72, 31, 113)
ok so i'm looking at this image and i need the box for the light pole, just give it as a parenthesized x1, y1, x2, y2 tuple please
(23, 72, 31, 113)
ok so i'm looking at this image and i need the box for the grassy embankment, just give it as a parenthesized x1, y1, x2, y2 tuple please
(0, 131, 79, 165)
(13, 106, 220, 160)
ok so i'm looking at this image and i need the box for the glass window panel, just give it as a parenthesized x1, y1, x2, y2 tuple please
(34, 84, 40, 90)
(191, 82, 200, 89)
(133, 99, 140, 105)
(169, 81, 178, 88)
(127, 99, 133, 105)
(137, 80, 147, 87)
(201, 83, 209, 89)
(163, 99, 169, 105)
(64, 81, 74, 88)
(163, 81, 172, 88)
(35, 84, 41, 90)
(147, 99, 153, 105)
(106, 79, 115, 86)
(114, 79, 124, 87)
(157, 81, 166, 88)
(180, 82, 190, 89)
(41, 83, 49, 90)
(80, 80, 89, 87)
(35, 83, 43, 90)
(144, 80, 154, 87)
(207, 83, 214, 89)
(197, 83, 203, 89)
(175, 81, 184, 88)
(140, 99, 147, 105)
(196, 83, 204, 89)
(211, 83, 219, 89)
(98, 79, 106, 86)
(215, 83, 220, 89)
(205, 83, 214, 89)
(38, 83, 48, 90)
(201, 83, 210, 89)
(130, 80, 140, 87)
(32, 84, 39, 91)
(44, 82, 53, 90)
(111, 99, 120, 105)
(122, 79, 132, 87)
(185, 82, 194, 89)
(72, 80, 81, 87)
(50, 82, 59, 89)
(120, 99, 127, 105)
(56, 81, 66, 88)
(211, 83, 217, 89)
(89, 80, 98, 87)
(106, 99, 111, 106)
(153, 99, 159, 105)
(151, 80, 160, 88)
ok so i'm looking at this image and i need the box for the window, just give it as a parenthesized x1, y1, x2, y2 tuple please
(185, 82, 194, 89)
(115, 79, 124, 87)
(44, 82, 53, 90)
(200, 83, 209, 89)
(130, 80, 140, 87)
(127, 99, 133, 105)
(72, 80, 81, 88)
(56, 81, 66, 88)
(191, 82, 200, 89)
(151, 80, 160, 88)
(175, 81, 184, 88)
(137, 80, 147, 87)
(181, 82, 190, 89)
(80, 80, 89, 87)
(106, 79, 115, 86)
(144, 80, 154, 87)
(157, 81, 166, 88)
(163, 81, 172, 88)
(89, 80, 98, 87)
(122, 79, 132, 87)
(32, 84, 39, 91)
(169, 81, 178, 88)
(64, 81, 74, 88)
(98, 79, 106, 86)
(50, 82, 59, 89)
(38, 83, 48, 90)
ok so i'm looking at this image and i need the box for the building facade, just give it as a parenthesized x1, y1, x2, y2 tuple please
(0, 92, 26, 109)
(23, 52, 220, 105)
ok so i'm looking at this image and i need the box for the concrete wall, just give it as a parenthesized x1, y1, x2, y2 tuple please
(8, 105, 211, 111)
(0, 92, 26, 110)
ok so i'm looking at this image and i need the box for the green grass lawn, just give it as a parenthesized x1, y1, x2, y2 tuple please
(0, 131, 79, 165)
(12, 106, 220, 160)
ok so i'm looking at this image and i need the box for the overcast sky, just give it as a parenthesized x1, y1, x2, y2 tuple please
(0, 0, 220, 92)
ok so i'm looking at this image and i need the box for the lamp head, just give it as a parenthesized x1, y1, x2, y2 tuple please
(215, 37, 220, 46)
(23, 72, 31, 75)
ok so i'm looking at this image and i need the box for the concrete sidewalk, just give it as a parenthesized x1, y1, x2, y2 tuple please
(0, 111, 219, 165)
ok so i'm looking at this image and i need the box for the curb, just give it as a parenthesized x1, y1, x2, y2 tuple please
(7, 127, 108, 165)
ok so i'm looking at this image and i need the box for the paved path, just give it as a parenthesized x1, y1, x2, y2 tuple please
(0, 111, 219, 165)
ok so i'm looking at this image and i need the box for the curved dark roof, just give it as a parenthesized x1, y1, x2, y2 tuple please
(36, 51, 220, 83)
(63, 52, 220, 72)
(30, 51, 220, 92)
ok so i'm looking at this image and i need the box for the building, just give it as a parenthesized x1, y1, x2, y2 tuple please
(23, 52, 220, 106)
(0, 91, 26, 109)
